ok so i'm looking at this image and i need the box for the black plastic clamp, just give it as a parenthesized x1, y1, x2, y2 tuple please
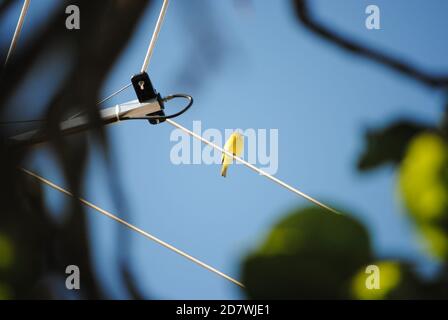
(131, 72, 166, 125)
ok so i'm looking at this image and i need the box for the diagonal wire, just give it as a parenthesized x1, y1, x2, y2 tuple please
(141, 0, 170, 72)
(165, 119, 341, 215)
(97, 83, 132, 106)
(4, 0, 31, 66)
(20, 167, 245, 288)
(68, 83, 132, 120)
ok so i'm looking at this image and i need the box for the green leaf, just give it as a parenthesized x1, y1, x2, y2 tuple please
(358, 120, 431, 171)
(241, 207, 372, 299)
(351, 261, 423, 300)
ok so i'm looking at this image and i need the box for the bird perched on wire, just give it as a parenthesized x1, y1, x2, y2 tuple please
(221, 132, 244, 177)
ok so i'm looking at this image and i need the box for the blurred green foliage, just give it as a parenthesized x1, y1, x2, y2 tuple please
(351, 261, 402, 300)
(241, 1, 448, 297)
(400, 133, 448, 223)
(242, 207, 372, 299)
(350, 261, 425, 299)
(358, 120, 430, 171)
(242, 122, 448, 299)
(0, 233, 13, 300)
(399, 133, 448, 259)
(0, 233, 14, 270)
(0, 283, 11, 300)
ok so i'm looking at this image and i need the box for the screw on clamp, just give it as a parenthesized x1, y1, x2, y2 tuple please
(131, 72, 166, 125)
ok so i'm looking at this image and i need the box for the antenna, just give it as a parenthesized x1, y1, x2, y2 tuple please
(4, 0, 30, 66)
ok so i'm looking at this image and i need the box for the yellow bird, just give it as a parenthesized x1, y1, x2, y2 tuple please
(221, 132, 244, 177)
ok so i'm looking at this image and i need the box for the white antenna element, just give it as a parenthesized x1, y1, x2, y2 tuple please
(141, 0, 170, 72)
(5, 0, 31, 66)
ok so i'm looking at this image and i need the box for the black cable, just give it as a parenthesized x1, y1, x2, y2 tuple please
(0, 93, 193, 126)
(121, 93, 193, 122)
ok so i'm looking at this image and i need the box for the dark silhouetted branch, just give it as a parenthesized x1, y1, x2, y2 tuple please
(293, 0, 448, 89)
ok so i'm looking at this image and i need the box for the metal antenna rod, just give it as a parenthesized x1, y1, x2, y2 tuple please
(4, 0, 31, 66)
(141, 0, 170, 72)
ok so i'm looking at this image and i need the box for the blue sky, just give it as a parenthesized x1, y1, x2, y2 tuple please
(3, 0, 448, 299)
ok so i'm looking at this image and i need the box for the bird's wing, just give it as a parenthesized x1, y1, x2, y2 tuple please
(221, 133, 236, 164)
(221, 133, 244, 177)
(233, 133, 244, 157)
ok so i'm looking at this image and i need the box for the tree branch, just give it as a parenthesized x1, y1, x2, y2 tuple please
(293, 0, 448, 89)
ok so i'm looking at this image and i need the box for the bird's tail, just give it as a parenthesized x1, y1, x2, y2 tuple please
(221, 165, 228, 177)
